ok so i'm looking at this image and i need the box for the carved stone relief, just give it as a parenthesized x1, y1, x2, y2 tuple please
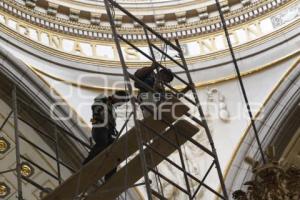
(206, 88, 230, 122)
(271, 3, 300, 28)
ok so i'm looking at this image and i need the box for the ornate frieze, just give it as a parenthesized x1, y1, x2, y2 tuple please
(69, 9, 80, 22)
(155, 14, 165, 27)
(24, 0, 37, 9)
(90, 13, 101, 25)
(0, 6, 298, 63)
(221, 0, 230, 13)
(114, 15, 123, 28)
(0, 0, 298, 63)
(271, 5, 300, 28)
(176, 12, 187, 25)
(47, 2, 58, 16)
(20, 0, 225, 25)
(241, 0, 251, 6)
(0, 0, 291, 41)
(197, 8, 209, 20)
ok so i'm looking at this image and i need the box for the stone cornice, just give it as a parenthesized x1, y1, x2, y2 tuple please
(0, 0, 290, 41)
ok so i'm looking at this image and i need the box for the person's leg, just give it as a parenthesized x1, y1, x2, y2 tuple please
(92, 127, 109, 148)
(104, 135, 117, 181)
(82, 127, 109, 165)
(82, 145, 102, 165)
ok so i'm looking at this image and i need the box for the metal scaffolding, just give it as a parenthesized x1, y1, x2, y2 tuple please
(214, 0, 266, 164)
(0, 78, 93, 200)
(37, 0, 230, 198)
(0, 0, 238, 199)
(100, 0, 229, 199)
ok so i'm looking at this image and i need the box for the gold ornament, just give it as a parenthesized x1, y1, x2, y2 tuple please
(233, 147, 300, 200)
(0, 137, 9, 153)
(20, 163, 33, 177)
(0, 183, 9, 197)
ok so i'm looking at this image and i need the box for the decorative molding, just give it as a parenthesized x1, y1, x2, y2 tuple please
(47, 2, 59, 16)
(271, 4, 300, 28)
(0, 0, 292, 41)
(220, 0, 230, 13)
(176, 12, 187, 25)
(90, 13, 101, 25)
(25, 0, 37, 9)
(241, 0, 251, 6)
(0, 0, 298, 65)
(19, 0, 242, 26)
(27, 50, 300, 91)
(197, 7, 209, 20)
(69, 9, 80, 22)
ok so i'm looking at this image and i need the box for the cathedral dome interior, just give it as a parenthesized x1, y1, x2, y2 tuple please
(0, 0, 299, 199)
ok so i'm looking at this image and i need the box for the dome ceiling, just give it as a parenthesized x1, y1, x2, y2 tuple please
(11, 0, 282, 37)
(0, 0, 289, 47)
(34, 0, 232, 24)
(43, 0, 215, 10)
(1, 0, 295, 68)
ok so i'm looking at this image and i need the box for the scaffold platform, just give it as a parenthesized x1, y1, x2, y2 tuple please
(43, 98, 192, 200)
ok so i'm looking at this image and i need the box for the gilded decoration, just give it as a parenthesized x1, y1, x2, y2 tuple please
(20, 162, 34, 177)
(0, 137, 10, 154)
(233, 147, 300, 200)
(0, 182, 10, 198)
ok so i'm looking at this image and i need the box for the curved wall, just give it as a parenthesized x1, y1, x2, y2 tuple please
(0, 0, 299, 199)
(225, 58, 300, 196)
(0, 33, 142, 200)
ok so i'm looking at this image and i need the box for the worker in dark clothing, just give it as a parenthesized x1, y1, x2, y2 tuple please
(134, 62, 174, 93)
(134, 62, 174, 117)
(82, 90, 129, 181)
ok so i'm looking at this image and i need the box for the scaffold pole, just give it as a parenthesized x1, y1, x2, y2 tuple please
(12, 85, 23, 200)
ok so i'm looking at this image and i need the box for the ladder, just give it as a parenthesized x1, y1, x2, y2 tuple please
(43, 0, 228, 199)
